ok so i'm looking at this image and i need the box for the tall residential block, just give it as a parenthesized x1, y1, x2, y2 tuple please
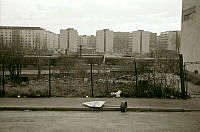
(60, 28, 78, 53)
(128, 30, 154, 54)
(78, 35, 89, 47)
(0, 26, 58, 51)
(88, 35, 96, 49)
(113, 32, 129, 55)
(96, 29, 113, 54)
(181, 0, 200, 72)
(158, 31, 180, 52)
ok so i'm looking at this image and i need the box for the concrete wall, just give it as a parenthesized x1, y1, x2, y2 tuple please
(181, 0, 200, 72)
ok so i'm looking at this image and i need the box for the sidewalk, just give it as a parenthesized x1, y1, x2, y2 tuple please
(0, 97, 200, 112)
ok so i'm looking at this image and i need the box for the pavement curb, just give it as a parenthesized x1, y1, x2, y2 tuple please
(0, 106, 200, 112)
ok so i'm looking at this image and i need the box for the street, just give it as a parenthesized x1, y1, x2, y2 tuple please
(0, 111, 200, 132)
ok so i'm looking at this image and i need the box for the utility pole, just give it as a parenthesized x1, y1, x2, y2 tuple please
(179, 54, 186, 99)
(90, 63, 94, 97)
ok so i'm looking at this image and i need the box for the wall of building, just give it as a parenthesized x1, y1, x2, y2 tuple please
(96, 30, 104, 53)
(60, 28, 78, 53)
(129, 31, 141, 54)
(60, 29, 68, 50)
(88, 35, 96, 49)
(158, 31, 180, 52)
(129, 30, 151, 54)
(181, 0, 200, 72)
(79, 35, 89, 47)
(142, 31, 150, 53)
(0, 26, 58, 53)
(96, 29, 113, 54)
(105, 30, 113, 54)
(68, 29, 78, 52)
(113, 32, 129, 55)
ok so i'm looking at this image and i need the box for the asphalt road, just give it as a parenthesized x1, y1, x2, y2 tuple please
(0, 111, 200, 132)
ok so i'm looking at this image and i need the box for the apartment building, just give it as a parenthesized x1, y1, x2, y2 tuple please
(60, 28, 78, 53)
(181, 0, 200, 72)
(96, 29, 113, 54)
(0, 26, 58, 52)
(88, 35, 96, 49)
(78, 35, 89, 47)
(129, 30, 154, 54)
(113, 32, 129, 55)
(158, 31, 180, 52)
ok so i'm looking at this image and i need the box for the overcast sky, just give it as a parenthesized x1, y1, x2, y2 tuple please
(1, 0, 182, 35)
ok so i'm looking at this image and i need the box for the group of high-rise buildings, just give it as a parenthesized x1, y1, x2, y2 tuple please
(0, 0, 199, 72)
(0, 26, 58, 52)
(0, 26, 180, 56)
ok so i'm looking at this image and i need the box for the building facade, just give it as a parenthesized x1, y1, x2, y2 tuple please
(60, 28, 78, 53)
(88, 35, 96, 49)
(181, 0, 200, 72)
(149, 33, 158, 52)
(158, 31, 180, 52)
(113, 32, 129, 55)
(78, 35, 90, 47)
(0, 26, 58, 52)
(128, 30, 154, 54)
(78, 35, 96, 54)
(96, 29, 113, 54)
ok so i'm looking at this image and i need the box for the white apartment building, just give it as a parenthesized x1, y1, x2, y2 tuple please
(129, 30, 152, 54)
(158, 31, 180, 52)
(0, 26, 58, 51)
(181, 0, 200, 72)
(60, 28, 78, 53)
(96, 29, 113, 54)
(46, 31, 59, 50)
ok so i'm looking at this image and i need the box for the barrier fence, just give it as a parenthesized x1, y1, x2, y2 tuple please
(0, 54, 187, 99)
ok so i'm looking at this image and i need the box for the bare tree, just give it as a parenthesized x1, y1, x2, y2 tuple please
(2, 44, 24, 81)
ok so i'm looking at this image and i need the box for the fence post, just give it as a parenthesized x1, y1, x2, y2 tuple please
(90, 63, 94, 97)
(2, 63, 5, 96)
(134, 60, 138, 97)
(179, 54, 186, 99)
(183, 65, 187, 96)
(48, 60, 51, 97)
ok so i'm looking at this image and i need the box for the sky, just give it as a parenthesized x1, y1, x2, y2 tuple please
(0, 0, 182, 35)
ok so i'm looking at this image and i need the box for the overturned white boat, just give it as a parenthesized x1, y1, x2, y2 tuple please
(82, 101, 105, 108)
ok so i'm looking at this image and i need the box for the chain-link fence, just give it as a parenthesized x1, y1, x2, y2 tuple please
(0, 54, 185, 98)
